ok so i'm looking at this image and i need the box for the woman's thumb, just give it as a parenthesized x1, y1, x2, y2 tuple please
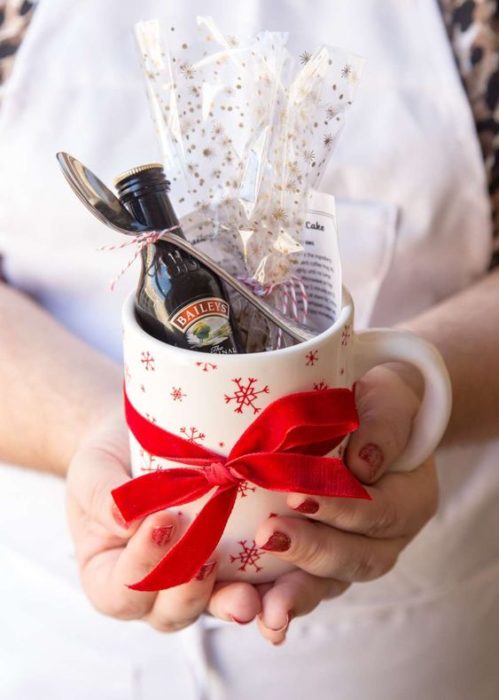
(346, 375, 418, 484)
(67, 442, 135, 537)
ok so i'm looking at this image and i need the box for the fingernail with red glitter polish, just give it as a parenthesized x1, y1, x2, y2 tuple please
(151, 525, 173, 546)
(112, 503, 128, 529)
(292, 499, 319, 514)
(195, 561, 216, 581)
(261, 532, 291, 552)
(359, 443, 384, 480)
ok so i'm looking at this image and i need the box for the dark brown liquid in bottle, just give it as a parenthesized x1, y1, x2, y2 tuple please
(115, 165, 242, 354)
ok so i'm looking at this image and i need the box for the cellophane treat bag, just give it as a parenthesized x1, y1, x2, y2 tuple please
(136, 17, 363, 349)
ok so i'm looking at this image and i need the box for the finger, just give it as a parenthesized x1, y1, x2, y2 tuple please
(256, 583, 274, 598)
(257, 570, 348, 645)
(67, 443, 136, 539)
(286, 458, 438, 539)
(346, 373, 419, 483)
(144, 559, 219, 633)
(255, 515, 406, 582)
(81, 509, 178, 620)
(207, 580, 262, 624)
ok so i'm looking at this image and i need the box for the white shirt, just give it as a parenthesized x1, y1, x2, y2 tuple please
(0, 1, 498, 699)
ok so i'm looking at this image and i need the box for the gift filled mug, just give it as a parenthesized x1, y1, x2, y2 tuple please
(120, 288, 451, 588)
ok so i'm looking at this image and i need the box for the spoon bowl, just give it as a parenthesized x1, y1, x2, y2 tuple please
(57, 152, 146, 234)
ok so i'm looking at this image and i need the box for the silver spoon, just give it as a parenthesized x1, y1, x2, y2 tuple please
(56, 152, 314, 343)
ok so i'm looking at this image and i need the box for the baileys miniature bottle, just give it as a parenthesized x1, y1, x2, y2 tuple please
(114, 164, 242, 354)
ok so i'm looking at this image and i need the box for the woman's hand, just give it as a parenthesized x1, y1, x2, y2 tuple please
(66, 366, 438, 638)
(252, 366, 439, 645)
(66, 408, 262, 632)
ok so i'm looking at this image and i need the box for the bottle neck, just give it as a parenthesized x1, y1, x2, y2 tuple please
(121, 189, 183, 235)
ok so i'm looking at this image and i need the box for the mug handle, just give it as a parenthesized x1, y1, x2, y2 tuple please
(351, 329, 452, 472)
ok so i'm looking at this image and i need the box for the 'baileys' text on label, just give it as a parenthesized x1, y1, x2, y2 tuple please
(171, 297, 229, 331)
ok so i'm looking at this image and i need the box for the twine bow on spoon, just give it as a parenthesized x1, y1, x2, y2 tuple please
(237, 275, 309, 347)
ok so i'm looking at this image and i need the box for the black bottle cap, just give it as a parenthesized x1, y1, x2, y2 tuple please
(114, 163, 171, 204)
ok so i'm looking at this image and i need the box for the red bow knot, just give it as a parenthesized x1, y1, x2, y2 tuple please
(113, 387, 368, 591)
(203, 462, 239, 488)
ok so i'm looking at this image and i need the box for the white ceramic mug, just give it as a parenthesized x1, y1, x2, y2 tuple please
(122, 288, 451, 582)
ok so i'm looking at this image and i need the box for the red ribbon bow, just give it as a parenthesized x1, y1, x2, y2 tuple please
(113, 387, 368, 591)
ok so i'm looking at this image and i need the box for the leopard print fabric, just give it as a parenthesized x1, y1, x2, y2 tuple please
(440, 0, 499, 266)
(0, 1, 35, 279)
(0, 0, 36, 99)
(0, 0, 498, 265)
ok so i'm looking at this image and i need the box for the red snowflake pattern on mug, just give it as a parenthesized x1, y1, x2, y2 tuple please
(171, 387, 186, 402)
(229, 539, 263, 573)
(224, 378, 270, 414)
(305, 350, 319, 366)
(196, 361, 218, 372)
(237, 480, 256, 498)
(180, 426, 206, 444)
(141, 351, 155, 371)
(139, 449, 158, 473)
(341, 324, 352, 347)
(313, 380, 329, 391)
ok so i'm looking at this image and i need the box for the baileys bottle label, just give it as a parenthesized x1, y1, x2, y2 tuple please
(170, 297, 233, 348)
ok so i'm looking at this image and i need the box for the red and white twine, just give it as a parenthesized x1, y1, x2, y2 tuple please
(98, 226, 180, 290)
(238, 275, 309, 347)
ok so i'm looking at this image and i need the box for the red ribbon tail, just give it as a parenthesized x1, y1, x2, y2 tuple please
(112, 469, 212, 522)
(128, 486, 238, 591)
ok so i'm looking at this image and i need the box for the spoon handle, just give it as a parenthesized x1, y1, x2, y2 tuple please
(159, 231, 314, 343)
(55, 152, 314, 343)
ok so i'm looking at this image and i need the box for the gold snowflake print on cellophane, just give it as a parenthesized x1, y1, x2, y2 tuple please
(136, 17, 362, 287)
